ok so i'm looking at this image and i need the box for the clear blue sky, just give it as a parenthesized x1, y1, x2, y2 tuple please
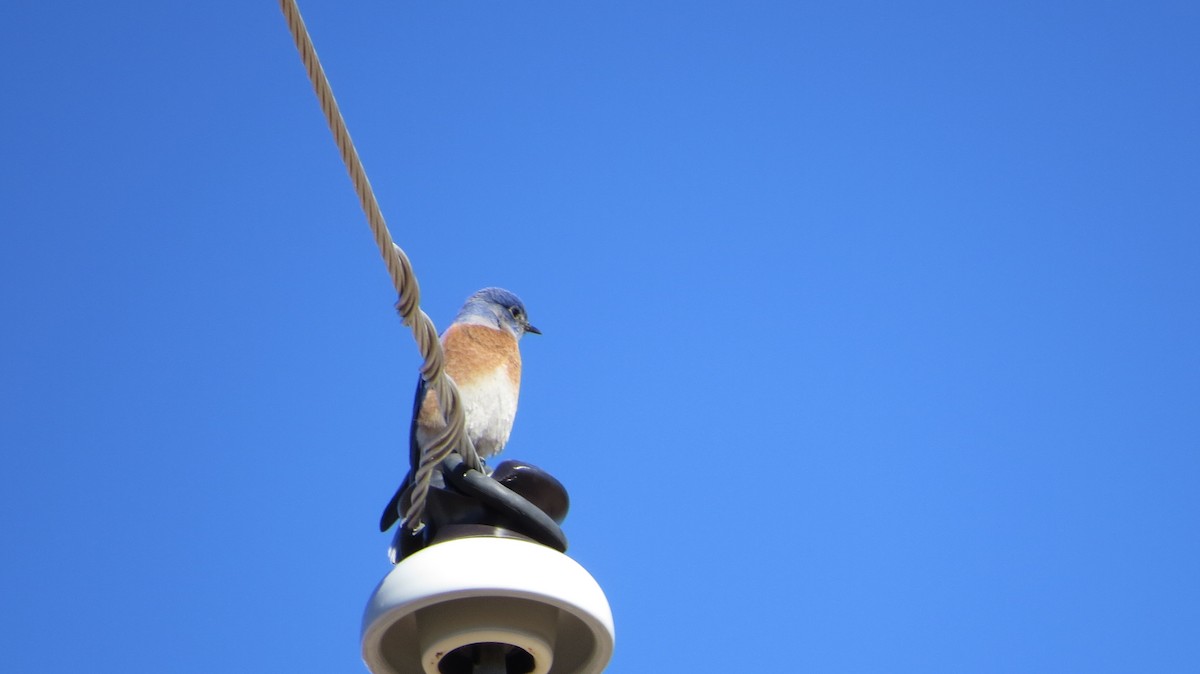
(2, 2, 1197, 672)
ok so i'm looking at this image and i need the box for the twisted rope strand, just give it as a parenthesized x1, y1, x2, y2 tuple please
(278, 0, 481, 530)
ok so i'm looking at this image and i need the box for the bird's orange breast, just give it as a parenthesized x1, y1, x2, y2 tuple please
(442, 324, 522, 389)
(416, 324, 522, 437)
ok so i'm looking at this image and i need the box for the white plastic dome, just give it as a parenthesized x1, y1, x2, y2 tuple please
(362, 537, 614, 674)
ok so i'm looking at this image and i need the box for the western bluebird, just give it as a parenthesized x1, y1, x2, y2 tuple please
(379, 287, 540, 534)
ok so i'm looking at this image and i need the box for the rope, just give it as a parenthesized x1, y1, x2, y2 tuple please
(278, 0, 481, 531)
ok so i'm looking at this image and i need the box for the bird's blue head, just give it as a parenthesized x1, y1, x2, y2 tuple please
(455, 287, 541, 338)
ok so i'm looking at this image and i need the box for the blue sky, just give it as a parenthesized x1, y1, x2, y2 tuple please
(2, 1, 1198, 672)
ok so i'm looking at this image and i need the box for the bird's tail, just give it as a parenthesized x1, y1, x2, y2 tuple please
(378, 476, 410, 532)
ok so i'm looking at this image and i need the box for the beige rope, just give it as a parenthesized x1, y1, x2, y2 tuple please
(278, 0, 481, 530)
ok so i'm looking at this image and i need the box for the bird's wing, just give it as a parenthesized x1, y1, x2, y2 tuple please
(378, 375, 427, 532)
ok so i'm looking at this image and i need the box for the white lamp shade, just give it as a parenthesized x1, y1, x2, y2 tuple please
(362, 537, 614, 674)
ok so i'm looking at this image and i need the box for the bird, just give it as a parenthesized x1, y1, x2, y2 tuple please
(379, 287, 540, 534)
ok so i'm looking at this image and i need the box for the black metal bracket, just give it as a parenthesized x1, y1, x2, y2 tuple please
(390, 454, 569, 563)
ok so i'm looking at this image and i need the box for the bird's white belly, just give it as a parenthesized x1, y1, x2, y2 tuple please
(457, 366, 519, 458)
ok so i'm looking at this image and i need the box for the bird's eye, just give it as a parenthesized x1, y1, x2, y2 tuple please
(509, 306, 522, 318)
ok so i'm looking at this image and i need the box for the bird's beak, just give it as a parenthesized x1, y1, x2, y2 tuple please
(525, 322, 542, 335)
